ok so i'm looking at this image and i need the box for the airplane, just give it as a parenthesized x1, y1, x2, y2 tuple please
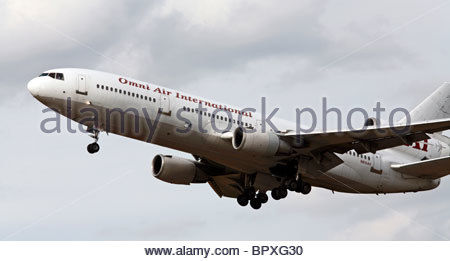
(27, 68, 450, 210)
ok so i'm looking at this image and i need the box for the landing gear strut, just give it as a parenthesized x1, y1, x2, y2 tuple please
(87, 127, 100, 154)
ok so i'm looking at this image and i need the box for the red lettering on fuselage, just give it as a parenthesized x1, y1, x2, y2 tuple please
(405, 139, 428, 152)
(118, 77, 151, 90)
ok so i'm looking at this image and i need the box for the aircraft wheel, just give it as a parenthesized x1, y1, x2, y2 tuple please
(237, 195, 249, 207)
(301, 182, 312, 195)
(287, 180, 298, 191)
(257, 193, 268, 204)
(250, 198, 262, 210)
(279, 188, 288, 199)
(87, 143, 100, 154)
(271, 189, 281, 200)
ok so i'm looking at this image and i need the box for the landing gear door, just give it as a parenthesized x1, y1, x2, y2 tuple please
(76, 75, 88, 95)
(159, 94, 171, 116)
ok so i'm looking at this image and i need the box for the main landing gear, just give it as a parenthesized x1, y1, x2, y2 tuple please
(271, 180, 312, 200)
(235, 178, 312, 210)
(237, 188, 269, 210)
(87, 127, 100, 154)
(286, 179, 311, 195)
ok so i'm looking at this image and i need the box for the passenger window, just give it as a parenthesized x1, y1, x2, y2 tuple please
(119, 90, 122, 94)
(106, 86, 109, 91)
(97, 84, 99, 88)
(101, 85, 104, 90)
(153, 98, 156, 103)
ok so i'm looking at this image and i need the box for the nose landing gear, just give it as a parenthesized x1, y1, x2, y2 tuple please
(86, 127, 100, 154)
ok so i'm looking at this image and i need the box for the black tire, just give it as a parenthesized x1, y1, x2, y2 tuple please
(287, 180, 298, 191)
(237, 195, 249, 207)
(250, 198, 262, 210)
(257, 193, 269, 204)
(271, 189, 281, 200)
(301, 183, 312, 195)
(279, 188, 288, 199)
(91, 143, 100, 153)
(87, 144, 94, 154)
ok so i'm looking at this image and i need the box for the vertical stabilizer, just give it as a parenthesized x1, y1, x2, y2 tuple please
(405, 82, 450, 123)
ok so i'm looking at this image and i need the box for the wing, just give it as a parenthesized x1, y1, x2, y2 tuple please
(279, 118, 450, 172)
(282, 118, 450, 154)
(391, 156, 450, 179)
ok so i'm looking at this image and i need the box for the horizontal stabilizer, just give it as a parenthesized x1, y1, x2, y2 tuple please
(391, 156, 450, 179)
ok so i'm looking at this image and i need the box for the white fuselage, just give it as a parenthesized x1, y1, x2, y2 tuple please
(27, 68, 445, 194)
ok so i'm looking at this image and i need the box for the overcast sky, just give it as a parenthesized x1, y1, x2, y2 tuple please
(1, 0, 450, 240)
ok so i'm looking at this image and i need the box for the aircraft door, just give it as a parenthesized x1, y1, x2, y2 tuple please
(159, 94, 171, 116)
(76, 75, 87, 95)
(371, 154, 382, 175)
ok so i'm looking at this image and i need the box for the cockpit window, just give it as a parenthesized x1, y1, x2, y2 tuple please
(40, 72, 64, 81)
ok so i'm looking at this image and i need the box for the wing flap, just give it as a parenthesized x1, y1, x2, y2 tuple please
(391, 156, 450, 179)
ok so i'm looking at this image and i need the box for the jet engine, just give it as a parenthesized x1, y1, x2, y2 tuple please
(232, 127, 292, 157)
(364, 117, 389, 127)
(152, 155, 209, 185)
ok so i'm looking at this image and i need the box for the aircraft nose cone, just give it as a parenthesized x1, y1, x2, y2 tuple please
(27, 78, 39, 96)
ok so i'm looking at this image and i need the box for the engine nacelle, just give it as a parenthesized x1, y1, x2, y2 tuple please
(152, 155, 208, 185)
(232, 127, 292, 157)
